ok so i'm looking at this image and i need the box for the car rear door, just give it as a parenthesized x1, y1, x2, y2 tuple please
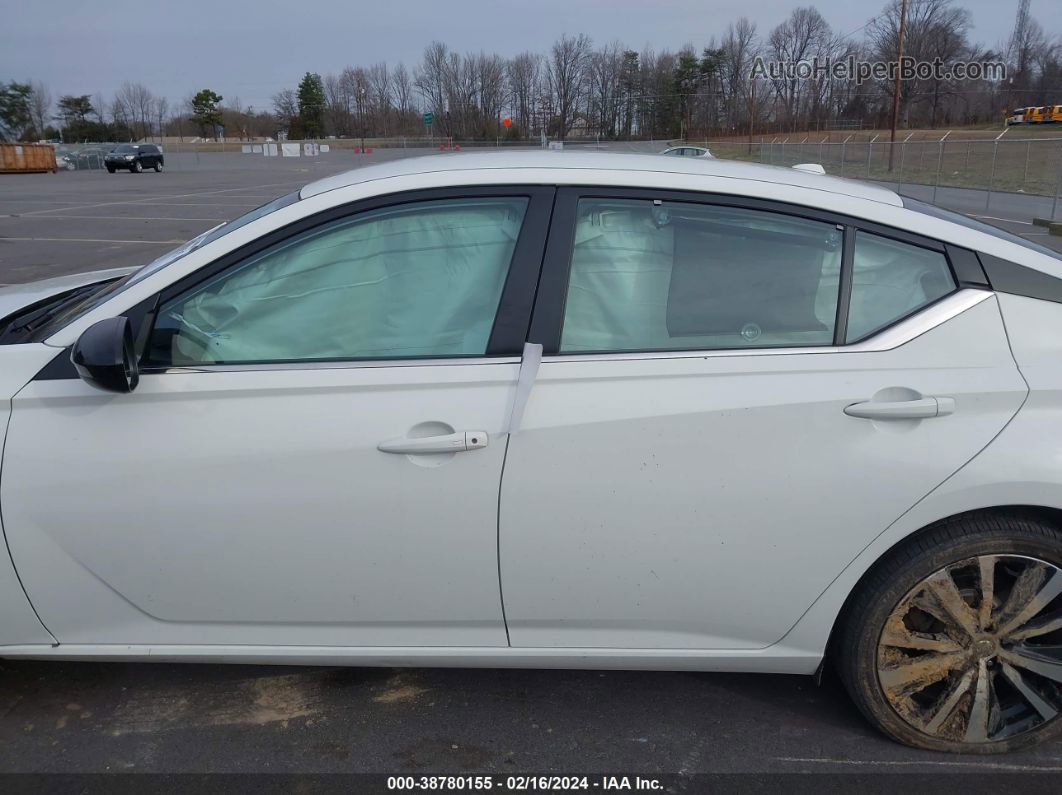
(498, 188, 1027, 650)
(1, 187, 553, 648)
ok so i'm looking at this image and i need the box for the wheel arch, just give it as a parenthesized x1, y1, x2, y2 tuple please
(778, 493, 1062, 664)
(823, 504, 1062, 661)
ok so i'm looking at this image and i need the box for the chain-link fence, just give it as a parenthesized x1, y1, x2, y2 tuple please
(709, 136, 1062, 220)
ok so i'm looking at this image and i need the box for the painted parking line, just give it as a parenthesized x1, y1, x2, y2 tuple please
(1, 215, 230, 221)
(122, 201, 261, 207)
(970, 215, 1034, 225)
(1, 237, 185, 244)
(0, 199, 95, 204)
(15, 182, 302, 217)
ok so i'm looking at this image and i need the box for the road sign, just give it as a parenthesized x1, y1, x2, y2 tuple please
(424, 112, 434, 126)
(502, 117, 512, 128)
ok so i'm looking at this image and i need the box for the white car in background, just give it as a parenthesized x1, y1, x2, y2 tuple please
(1, 152, 1062, 754)
(661, 145, 713, 158)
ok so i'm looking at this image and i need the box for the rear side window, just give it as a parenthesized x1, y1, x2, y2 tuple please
(558, 198, 843, 352)
(845, 232, 956, 342)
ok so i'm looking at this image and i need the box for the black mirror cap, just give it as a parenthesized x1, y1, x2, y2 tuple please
(71, 316, 139, 393)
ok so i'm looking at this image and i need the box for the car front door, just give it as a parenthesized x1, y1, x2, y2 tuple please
(499, 189, 1027, 650)
(2, 188, 552, 648)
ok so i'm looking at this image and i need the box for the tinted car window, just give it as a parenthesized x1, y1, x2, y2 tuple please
(146, 197, 529, 365)
(845, 232, 956, 343)
(558, 198, 843, 352)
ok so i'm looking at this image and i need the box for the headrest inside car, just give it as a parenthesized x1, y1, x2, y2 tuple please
(666, 219, 828, 337)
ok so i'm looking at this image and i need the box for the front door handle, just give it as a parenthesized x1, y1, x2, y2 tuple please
(844, 397, 955, 420)
(378, 431, 489, 455)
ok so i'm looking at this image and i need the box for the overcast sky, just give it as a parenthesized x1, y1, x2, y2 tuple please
(2, 0, 1054, 110)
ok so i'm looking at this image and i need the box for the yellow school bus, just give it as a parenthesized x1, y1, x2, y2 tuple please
(1026, 106, 1049, 123)
(1049, 105, 1062, 123)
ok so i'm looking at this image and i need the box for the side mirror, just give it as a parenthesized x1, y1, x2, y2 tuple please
(71, 317, 139, 393)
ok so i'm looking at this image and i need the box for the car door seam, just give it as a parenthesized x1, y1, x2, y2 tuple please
(0, 403, 59, 645)
(497, 434, 513, 647)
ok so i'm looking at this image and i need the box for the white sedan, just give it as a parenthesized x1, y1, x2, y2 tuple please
(661, 145, 713, 158)
(2, 152, 1062, 754)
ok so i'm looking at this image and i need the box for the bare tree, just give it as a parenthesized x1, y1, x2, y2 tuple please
(152, 96, 169, 140)
(368, 62, 393, 135)
(113, 81, 154, 139)
(323, 73, 348, 135)
(91, 92, 108, 126)
(587, 42, 624, 137)
(474, 52, 506, 135)
(27, 81, 51, 138)
(392, 62, 414, 117)
(507, 52, 541, 134)
(271, 88, 299, 135)
(869, 0, 972, 128)
(767, 7, 833, 131)
(546, 33, 592, 138)
(415, 41, 450, 120)
(720, 18, 760, 132)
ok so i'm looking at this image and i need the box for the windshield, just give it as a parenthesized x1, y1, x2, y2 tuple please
(901, 197, 1062, 263)
(114, 144, 137, 153)
(28, 191, 301, 341)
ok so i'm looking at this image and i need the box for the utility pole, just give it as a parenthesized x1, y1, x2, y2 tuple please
(359, 86, 367, 154)
(748, 77, 756, 154)
(888, 0, 909, 172)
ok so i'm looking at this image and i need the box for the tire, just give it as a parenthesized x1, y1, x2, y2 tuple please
(837, 511, 1062, 753)
(132, 160, 142, 173)
(106, 166, 116, 174)
(154, 160, 163, 172)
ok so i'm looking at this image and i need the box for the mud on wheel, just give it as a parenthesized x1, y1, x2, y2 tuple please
(838, 513, 1062, 752)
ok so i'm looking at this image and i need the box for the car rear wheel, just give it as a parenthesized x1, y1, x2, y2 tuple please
(132, 160, 142, 173)
(837, 512, 1062, 753)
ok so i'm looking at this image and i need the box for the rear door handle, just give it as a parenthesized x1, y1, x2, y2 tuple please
(844, 397, 955, 420)
(378, 431, 489, 455)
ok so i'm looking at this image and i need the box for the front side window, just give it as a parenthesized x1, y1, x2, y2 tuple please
(146, 197, 528, 365)
(845, 232, 956, 342)
(558, 198, 843, 353)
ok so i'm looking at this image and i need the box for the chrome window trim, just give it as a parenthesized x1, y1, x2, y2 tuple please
(540, 289, 992, 364)
(137, 290, 990, 374)
(141, 356, 522, 375)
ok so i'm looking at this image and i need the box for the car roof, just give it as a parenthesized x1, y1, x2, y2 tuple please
(300, 151, 903, 207)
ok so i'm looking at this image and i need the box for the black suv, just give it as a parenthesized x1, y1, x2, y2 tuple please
(105, 144, 164, 173)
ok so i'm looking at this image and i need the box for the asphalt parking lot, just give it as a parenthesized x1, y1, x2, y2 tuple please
(0, 153, 358, 285)
(3, 659, 1062, 775)
(3, 151, 1062, 779)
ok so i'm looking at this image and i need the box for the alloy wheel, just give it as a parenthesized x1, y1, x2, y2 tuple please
(877, 554, 1062, 744)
